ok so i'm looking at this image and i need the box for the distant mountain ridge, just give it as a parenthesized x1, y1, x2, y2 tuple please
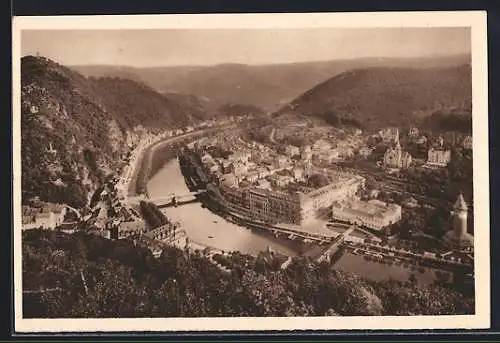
(71, 54, 470, 112)
(20, 55, 472, 207)
(278, 64, 472, 130)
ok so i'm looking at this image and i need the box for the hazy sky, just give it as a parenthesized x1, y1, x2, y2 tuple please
(21, 28, 471, 67)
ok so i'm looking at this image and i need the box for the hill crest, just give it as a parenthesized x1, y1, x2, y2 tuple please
(279, 64, 472, 130)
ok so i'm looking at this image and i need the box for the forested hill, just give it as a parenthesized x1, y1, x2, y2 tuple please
(72, 54, 470, 112)
(22, 229, 474, 318)
(20, 56, 216, 207)
(90, 77, 210, 129)
(279, 64, 472, 130)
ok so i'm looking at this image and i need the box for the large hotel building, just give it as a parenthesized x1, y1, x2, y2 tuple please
(216, 171, 365, 226)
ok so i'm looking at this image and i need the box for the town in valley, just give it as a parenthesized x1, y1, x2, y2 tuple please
(19, 26, 477, 319)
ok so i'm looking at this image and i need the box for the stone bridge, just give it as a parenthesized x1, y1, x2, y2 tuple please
(149, 190, 207, 207)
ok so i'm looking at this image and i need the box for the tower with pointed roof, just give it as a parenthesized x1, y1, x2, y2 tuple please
(453, 192, 468, 237)
(444, 191, 474, 251)
(394, 129, 401, 151)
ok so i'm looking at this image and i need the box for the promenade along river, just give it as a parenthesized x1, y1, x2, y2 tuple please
(147, 158, 300, 256)
(147, 158, 449, 285)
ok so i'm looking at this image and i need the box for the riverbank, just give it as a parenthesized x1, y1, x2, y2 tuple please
(125, 124, 239, 199)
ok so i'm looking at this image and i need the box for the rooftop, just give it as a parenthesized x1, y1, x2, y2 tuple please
(333, 199, 400, 219)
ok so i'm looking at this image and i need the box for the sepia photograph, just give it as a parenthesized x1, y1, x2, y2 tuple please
(12, 11, 489, 332)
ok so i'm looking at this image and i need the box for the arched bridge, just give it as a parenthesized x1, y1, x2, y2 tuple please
(150, 190, 207, 207)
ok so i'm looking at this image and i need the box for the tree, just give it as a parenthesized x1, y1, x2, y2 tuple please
(22, 230, 475, 318)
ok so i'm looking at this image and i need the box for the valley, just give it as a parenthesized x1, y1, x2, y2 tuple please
(19, 52, 476, 319)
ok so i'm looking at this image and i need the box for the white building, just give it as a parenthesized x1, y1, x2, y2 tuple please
(269, 174, 293, 188)
(306, 173, 365, 211)
(317, 151, 338, 164)
(22, 207, 67, 230)
(228, 151, 251, 164)
(408, 127, 420, 137)
(462, 136, 473, 150)
(331, 199, 402, 231)
(337, 147, 354, 159)
(427, 148, 451, 167)
(358, 147, 373, 158)
(285, 145, 300, 157)
(292, 167, 305, 181)
(245, 171, 259, 183)
(256, 166, 272, 179)
(379, 127, 399, 143)
(273, 155, 290, 169)
(301, 150, 313, 162)
(231, 162, 248, 177)
(256, 179, 271, 190)
(312, 139, 332, 152)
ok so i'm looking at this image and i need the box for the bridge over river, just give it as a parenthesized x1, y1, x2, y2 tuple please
(149, 190, 207, 208)
(310, 225, 357, 262)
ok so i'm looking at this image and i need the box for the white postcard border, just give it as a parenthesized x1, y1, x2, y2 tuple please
(12, 11, 490, 332)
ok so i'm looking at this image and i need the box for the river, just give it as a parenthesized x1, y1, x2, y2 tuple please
(147, 158, 300, 256)
(335, 251, 451, 286)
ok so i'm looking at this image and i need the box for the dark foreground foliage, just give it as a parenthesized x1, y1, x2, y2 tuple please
(22, 229, 474, 318)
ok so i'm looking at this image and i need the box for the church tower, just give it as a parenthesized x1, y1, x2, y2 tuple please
(394, 129, 402, 163)
(395, 136, 402, 153)
(453, 192, 468, 237)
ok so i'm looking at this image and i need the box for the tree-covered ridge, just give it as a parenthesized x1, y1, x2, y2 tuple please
(23, 230, 474, 318)
(21, 56, 122, 207)
(282, 65, 472, 130)
(73, 54, 470, 112)
(90, 77, 203, 129)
